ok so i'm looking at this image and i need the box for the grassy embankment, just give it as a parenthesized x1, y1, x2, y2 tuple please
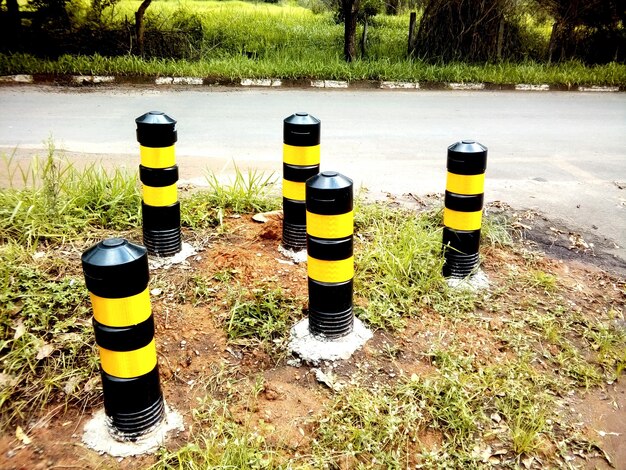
(1, 0, 625, 85)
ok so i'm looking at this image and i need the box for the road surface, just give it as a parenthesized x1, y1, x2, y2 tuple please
(1, 85, 625, 266)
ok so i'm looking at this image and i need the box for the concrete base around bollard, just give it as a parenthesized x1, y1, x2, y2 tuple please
(446, 269, 490, 292)
(278, 245, 308, 264)
(148, 242, 197, 270)
(288, 317, 373, 364)
(82, 402, 184, 457)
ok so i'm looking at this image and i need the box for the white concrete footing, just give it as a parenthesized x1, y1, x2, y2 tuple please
(446, 269, 490, 291)
(288, 317, 373, 364)
(82, 403, 184, 457)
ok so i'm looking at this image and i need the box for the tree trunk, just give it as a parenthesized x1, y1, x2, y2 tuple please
(547, 22, 558, 63)
(342, 0, 360, 62)
(408, 11, 416, 56)
(5, 0, 21, 49)
(496, 16, 505, 61)
(135, 0, 152, 56)
(360, 15, 368, 58)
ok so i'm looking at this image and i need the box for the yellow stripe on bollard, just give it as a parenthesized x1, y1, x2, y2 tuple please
(142, 184, 178, 207)
(308, 256, 354, 283)
(446, 172, 485, 195)
(99, 340, 158, 378)
(306, 211, 353, 239)
(140, 145, 176, 168)
(282, 179, 306, 201)
(91, 289, 152, 327)
(283, 144, 320, 166)
(443, 208, 483, 231)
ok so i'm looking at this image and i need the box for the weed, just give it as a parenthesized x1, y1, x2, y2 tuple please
(0, 152, 140, 245)
(354, 203, 478, 329)
(226, 286, 303, 358)
(181, 167, 279, 230)
(154, 364, 285, 469)
(481, 213, 513, 247)
(525, 269, 558, 293)
(205, 167, 279, 215)
(0, 242, 98, 427)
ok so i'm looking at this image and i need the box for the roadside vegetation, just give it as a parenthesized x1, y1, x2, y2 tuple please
(1, 150, 624, 467)
(0, 0, 625, 85)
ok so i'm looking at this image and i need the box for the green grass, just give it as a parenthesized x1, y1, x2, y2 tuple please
(3, 0, 626, 85)
(226, 286, 303, 358)
(309, 353, 556, 467)
(0, 145, 141, 246)
(2, 53, 625, 85)
(153, 364, 284, 469)
(0, 242, 98, 426)
(181, 167, 279, 230)
(354, 204, 480, 330)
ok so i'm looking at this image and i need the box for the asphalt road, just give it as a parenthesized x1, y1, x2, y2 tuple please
(1, 85, 625, 265)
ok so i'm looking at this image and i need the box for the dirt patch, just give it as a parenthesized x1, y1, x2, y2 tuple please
(1, 211, 625, 469)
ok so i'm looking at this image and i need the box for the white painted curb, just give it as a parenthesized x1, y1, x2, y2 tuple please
(240, 78, 282, 87)
(380, 81, 419, 89)
(515, 84, 550, 91)
(311, 80, 349, 88)
(0, 74, 34, 83)
(155, 77, 203, 85)
(578, 85, 619, 92)
(448, 82, 485, 90)
(72, 75, 115, 84)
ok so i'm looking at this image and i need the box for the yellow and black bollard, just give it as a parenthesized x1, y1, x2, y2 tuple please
(82, 238, 164, 440)
(306, 171, 354, 338)
(442, 140, 487, 278)
(136, 111, 181, 257)
(282, 112, 321, 251)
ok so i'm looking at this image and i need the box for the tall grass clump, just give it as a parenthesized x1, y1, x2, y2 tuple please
(181, 167, 279, 229)
(0, 242, 98, 427)
(225, 286, 303, 358)
(354, 203, 477, 330)
(0, 146, 140, 246)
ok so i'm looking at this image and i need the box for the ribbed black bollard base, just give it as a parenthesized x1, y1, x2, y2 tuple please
(143, 227, 181, 257)
(106, 396, 165, 441)
(309, 307, 354, 339)
(282, 222, 307, 251)
(101, 367, 164, 440)
(443, 251, 480, 278)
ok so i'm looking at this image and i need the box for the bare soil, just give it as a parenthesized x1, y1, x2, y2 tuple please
(1, 212, 624, 469)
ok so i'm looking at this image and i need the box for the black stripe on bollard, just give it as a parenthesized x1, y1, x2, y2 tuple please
(283, 163, 319, 183)
(447, 140, 487, 175)
(139, 165, 179, 187)
(101, 366, 164, 438)
(136, 111, 177, 148)
(442, 227, 481, 278)
(308, 279, 353, 313)
(307, 235, 353, 261)
(93, 315, 155, 352)
(444, 191, 484, 213)
(141, 202, 181, 257)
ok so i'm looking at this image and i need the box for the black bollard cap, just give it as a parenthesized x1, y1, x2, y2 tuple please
(306, 171, 353, 215)
(136, 111, 178, 148)
(283, 112, 320, 147)
(447, 140, 487, 175)
(82, 238, 149, 298)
